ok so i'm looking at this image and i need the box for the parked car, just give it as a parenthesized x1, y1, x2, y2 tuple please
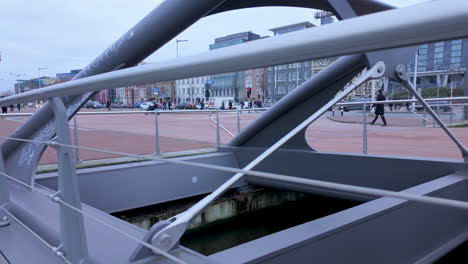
(175, 103, 194, 109)
(340, 98, 371, 112)
(140, 102, 156, 110)
(415, 101, 451, 112)
(85, 101, 102, 109)
(205, 102, 215, 109)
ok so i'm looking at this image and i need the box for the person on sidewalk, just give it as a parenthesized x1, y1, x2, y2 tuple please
(16, 103, 21, 112)
(371, 89, 387, 126)
(1, 96, 8, 118)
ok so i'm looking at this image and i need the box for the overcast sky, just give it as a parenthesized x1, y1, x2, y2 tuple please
(0, 0, 429, 92)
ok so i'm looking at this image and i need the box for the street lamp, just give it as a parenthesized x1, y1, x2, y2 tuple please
(10, 73, 26, 94)
(10, 73, 26, 78)
(176, 39, 188, 58)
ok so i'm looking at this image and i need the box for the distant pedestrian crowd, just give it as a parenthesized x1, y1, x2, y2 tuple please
(1, 95, 22, 118)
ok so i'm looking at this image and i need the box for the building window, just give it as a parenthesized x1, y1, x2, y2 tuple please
(419, 48, 427, 55)
(434, 53, 444, 59)
(451, 44, 462, 51)
(183, 88, 186, 94)
(452, 39, 462, 45)
(451, 50, 462, 57)
(434, 41, 444, 47)
(434, 59, 444, 66)
(434, 47, 444, 53)
(451, 57, 461, 63)
(418, 54, 427, 60)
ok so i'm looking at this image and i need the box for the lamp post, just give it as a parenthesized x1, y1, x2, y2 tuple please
(10, 73, 26, 94)
(176, 39, 188, 58)
(9, 73, 26, 78)
(37, 67, 47, 106)
(411, 51, 418, 110)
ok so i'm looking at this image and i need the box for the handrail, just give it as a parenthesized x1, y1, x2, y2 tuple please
(409, 110, 434, 123)
(1, 0, 468, 107)
(2, 136, 468, 211)
(208, 111, 235, 138)
(0, 108, 269, 117)
(336, 96, 468, 106)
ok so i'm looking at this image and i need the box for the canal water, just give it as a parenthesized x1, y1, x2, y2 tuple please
(180, 194, 360, 256)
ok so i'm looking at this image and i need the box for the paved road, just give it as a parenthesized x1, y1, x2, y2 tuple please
(1, 108, 467, 165)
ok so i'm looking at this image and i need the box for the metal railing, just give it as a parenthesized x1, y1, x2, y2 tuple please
(1, 98, 466, 161)
(1, 108, 269, 162)
(329, 96, 468, 154)
(0, 0, 468, 262)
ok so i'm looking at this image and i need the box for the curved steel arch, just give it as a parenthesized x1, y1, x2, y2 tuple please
(1, 0, 393, 185)
(207, 0, 393, 18)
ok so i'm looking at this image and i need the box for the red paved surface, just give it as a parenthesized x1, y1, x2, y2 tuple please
(329, 115, 466, 127)
(1, 108, 467, 164)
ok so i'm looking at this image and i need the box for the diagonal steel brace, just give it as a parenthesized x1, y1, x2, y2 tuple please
(149, 62, 387, 253)
(395, 65, 468, 161)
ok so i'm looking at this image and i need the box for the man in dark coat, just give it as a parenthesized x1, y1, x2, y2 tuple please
(1, 96, 8, 117)
(370, 90, 387, 126)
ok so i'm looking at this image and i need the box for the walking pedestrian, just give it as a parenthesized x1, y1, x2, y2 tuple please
(168, 101, 172, 111)
(405, 102, 410, 111)
(9, 105, 14, 112)
(16, 103, 21, 112)
(370, 90, 387, 126)
(106, 100, 111, 111)
(1, 96, 8, 118)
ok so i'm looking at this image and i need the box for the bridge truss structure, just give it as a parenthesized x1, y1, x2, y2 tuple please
(0, 0, 467, 263)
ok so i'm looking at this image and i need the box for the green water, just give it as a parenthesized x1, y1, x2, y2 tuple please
(180, 194, 359, 256)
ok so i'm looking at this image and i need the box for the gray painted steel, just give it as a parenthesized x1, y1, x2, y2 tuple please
(210, 174, 468, 264)
(0, 0, 228, 186)
(3, 183, 209, 263)
(221, 146, 464, 200)
(207, 0, 393, 17)
(0, 147, 9, 209)
(396, 65, 468, 158)
(1, 0, 467, 263)
(229, 54, 366, 149)
(4, 1, 468, 108)
(48, 97, 89, 263)
(148, 62, 386, 253)
(36, 153, 244, 213)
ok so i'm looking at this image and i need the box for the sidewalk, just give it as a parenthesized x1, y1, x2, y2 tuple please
(328, 114, 466, 127)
